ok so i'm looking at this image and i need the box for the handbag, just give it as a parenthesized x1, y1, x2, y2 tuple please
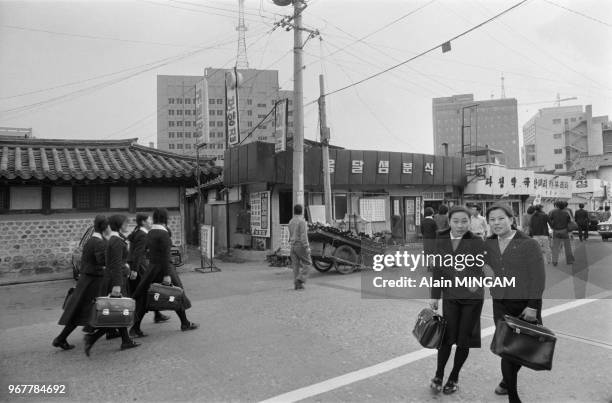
(62, 287, 75, 310)
(412, 308, 447, 349)
(491, 315, 556, 371)
(90, 295, 135, 328)
(146, 283, 184, 311)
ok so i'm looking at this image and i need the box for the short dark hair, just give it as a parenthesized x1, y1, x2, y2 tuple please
(527, 206, 536, 214)
(135, 213, 149, 227)
(153, 208, 168, 225)
(108, 214, 127, 232)
(535, 204, 543, 212)
(438, 204, 448, 215)
(448, 206, 471, 220)
(294, 204, 303, 215)
(424, 207, 435, 217)
(93, 215, 108, 233)
(578, 203, 585, 209)
(486, 203, 514, 220)
(606, 206, 610, 211)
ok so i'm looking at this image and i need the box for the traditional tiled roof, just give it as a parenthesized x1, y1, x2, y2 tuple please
(0, 138, 221, 183)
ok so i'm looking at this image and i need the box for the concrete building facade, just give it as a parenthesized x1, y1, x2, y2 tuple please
(522, 105, 608, 172)
(157, 70, 293, 159)
(433, 94, 520, 168)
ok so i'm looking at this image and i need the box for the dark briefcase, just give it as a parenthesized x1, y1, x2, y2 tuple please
(491, 315, 556, 371)
(90, 295, 135, 328)
(412, 308, 447, 349)
(146, 283, 184, 311)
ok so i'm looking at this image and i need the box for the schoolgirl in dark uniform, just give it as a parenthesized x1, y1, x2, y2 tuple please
(429, 206, 486, 394)
(131, 208, 198, 335)
(83, 215, 140, 356)
(53, 215, 109, 350)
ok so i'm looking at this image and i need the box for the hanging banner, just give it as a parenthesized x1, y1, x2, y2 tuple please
(250, 191, 271, 237)
(274, 99, 288, 153)
(199, 224, 215, 262)
(226, 71, 240, 146)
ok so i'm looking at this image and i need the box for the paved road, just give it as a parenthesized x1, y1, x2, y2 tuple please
(1, 239, 611, 402)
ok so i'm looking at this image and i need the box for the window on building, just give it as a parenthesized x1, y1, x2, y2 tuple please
(209, 121, 215, 127)
(247, 99, 252, 105)
(555, 164, 564, 169)
(247, 110, 252, 116)
(247, 121, 253, 127)
(288, 122, 293, 128)
(177, 110, 183, 115)
(74, 186, 109, 210)
(564, 118, 568, 124)
(177, 132, 183, 138)
(185, 110, 191, 116)
(216, 99, 223, 105)
(169, 121, 175, 127)
(257, 103, 266, 108)
(186, 121, 191, 127)
(177, 144, 183, 149)
(193, 121, 196, 126)
(260, 125, 267, 129)
(185, 99, 191, 104)
(0, 187, 9, 210)
(185, 132, 191, 138)
(333, 194, 348, 220)
(168, 110, 174, 116)
(168, 98, 175, 104)
(554, 148, 563, 154)
(177, 98, 183, 104)
(169, 132, 175, 138)
(177, 121, 183, 126)
(193, 109, 196, 114)
(288, 111, 293, 117)
(217, 110, 223, 116)
(217, 121, 223, 127)
(186, 144, 191, 149)
(553, 133, 562, 139)
(553, 119, 561, 124)
(257, 114, 266, 119)
(209, 99, 215, 105)
(209, 110, 215, 116)
(169, 144, 175, 150)
(193, 98, 196, 104)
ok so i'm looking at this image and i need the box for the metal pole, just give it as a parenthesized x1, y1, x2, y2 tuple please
(224, 72, 231, 255)
(292, 1, 305, 209)
(318, 74, 333, 224)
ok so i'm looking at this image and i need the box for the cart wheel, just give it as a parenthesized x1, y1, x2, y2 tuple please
(334, 245, 358, 274)
(312, 259, 333, 272)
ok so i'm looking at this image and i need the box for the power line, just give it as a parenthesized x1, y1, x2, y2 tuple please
(543, 0, 612, 28)
(318, 0, 530, 100)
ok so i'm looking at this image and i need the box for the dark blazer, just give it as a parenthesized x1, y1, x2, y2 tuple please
(529, 211, 549, 236)
(420, 217, 438, 254)
(485, 230, 545, 310)
(574, 208, 589, 225)
(101, 234, 129, 295)
(431, 229, 486, 300)
(549, 208, 571, 230)
(127, 228, 148, 275)
(79, 235, 106, 277)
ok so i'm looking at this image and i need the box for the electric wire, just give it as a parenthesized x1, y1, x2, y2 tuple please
(542, 0, 612, 28)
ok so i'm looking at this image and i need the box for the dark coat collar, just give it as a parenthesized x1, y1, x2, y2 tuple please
(487, 229, 530, 241)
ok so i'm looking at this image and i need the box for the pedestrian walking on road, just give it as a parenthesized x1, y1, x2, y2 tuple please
(288, 204, 311, 290)
(574, 203, 590, 241)
(485, 203, 546, 403)
(521, 206, 535, 236)
(433, 204, 450, 233)
(130, 208, 198, 335)
(468, 204, 488, 239)
(549, 201, 575, 265)
(53, 215, 109, 350)
(84, 215, 140, 356)
(127, 213, 169, 330)
(420, 207, 437, 258)
(429, 206, 485, 395)
(529, 205, 552, 264)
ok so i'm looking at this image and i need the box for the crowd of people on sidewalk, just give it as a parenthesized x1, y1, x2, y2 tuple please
(53, 208, 198, 357)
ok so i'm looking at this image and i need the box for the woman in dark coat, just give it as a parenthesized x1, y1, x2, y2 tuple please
(53, 215, 109, 350)
(429, 206, 485, 395)
(485, 203, 545, 403)
(130, 208, 197, 335)
(84, 215, 140, 356)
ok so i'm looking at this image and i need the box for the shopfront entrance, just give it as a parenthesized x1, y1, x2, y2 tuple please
(390, 196, 420, 241)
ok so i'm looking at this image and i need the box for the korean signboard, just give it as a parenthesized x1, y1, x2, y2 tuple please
(199, 224, 214, 262)
(226, 71, 240, 146)
(274, 99, 288, 153)
(250, 191, 270, 238)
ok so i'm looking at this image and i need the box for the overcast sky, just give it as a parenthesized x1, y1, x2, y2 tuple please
(0, 0, 610, 155)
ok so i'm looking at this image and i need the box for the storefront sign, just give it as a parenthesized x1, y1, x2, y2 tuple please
(250, 191, 270, 237)
(274, 99, 288, 153)
(226, 72, 240, 146)
(199, 224, 214, 262)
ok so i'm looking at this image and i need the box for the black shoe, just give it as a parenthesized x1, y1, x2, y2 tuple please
(430, 377, 443, 393)
(495, 382, 508, 395)
(129, 328, 147, 338)
(52, 337, 75, 351)
(295, 280, 304, 290)
(154, 313, 170, 323)
(443, 380, 458, 395)
(84, 334, 94, 357)
(120, 340, 141, 350)
(180, 322, 199, 331)
(82, 325, 95, 333)
(105, 329, 120, 340)
(552, 262, 558, 267)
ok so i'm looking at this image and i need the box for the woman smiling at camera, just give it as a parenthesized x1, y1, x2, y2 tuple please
(429, 206, 486, 395)
(485, 203, 545, 403)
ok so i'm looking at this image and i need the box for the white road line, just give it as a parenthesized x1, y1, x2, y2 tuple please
(260, 293, 612, 403)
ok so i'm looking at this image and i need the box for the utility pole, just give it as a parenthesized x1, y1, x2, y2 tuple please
(292, 0, 305, 209)
(318, 74, 332, 224)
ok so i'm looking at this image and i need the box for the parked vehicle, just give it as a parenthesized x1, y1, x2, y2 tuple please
(597, 220, 612, 241)
(71, 226, 183, 280)
(587, 212, 600, 232)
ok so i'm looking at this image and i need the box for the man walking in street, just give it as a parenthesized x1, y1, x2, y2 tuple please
(469, 204, 488, 239)
(574, 203, 590, 241)
(289, 204, 311, 290)
(549, 201, 575, 266)
(604, 206, 611, 222)
(530, 205, 552, 264)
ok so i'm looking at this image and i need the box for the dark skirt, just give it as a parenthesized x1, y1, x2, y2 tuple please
(132, 262, 191, 310)
(442, 298, 483, 348)
(58, 274, 103, 326)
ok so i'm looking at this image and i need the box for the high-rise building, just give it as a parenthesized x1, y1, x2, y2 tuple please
(432, 94, 520, 167)
(157, 70, 293, 159)
(522, 105, 608, 171)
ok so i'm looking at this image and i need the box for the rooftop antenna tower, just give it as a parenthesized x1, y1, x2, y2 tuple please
(500, 73, 506, 99)
(236, 0, 249, 68)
